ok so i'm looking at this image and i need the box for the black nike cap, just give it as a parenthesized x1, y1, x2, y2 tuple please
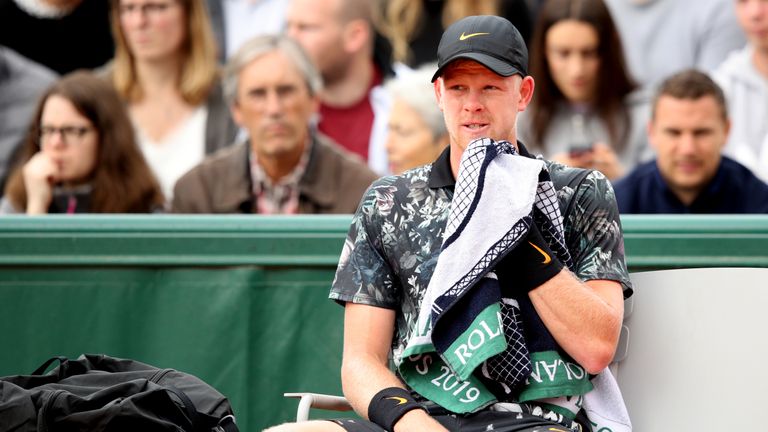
(431, 15, 528, 82)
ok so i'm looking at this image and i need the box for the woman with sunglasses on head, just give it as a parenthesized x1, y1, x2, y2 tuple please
(105, 0, 237, 203)
(1, 71, 164, 214)
(517, 0, 652, 181)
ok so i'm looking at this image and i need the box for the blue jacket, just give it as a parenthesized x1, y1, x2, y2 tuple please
(614, 156, 768, 213)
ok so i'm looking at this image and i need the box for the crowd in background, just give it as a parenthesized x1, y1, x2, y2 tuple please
(1, 0, 767, 215)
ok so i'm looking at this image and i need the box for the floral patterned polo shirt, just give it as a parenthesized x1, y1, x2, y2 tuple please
(330, 143, 632, 363)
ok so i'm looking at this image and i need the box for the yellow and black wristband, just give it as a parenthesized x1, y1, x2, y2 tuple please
(367, 387, 427, 431)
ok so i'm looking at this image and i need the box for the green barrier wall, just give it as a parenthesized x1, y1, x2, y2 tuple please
(1, 214, 767, 431)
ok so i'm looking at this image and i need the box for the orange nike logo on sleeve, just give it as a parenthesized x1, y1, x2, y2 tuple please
(459, 32, 490, 41)
(385, 396, 408, 405)
(528, 241, 552, 264)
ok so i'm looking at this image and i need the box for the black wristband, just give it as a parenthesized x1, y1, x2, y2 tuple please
(367, 387, 426, 431)
(505, 223, 564, 292)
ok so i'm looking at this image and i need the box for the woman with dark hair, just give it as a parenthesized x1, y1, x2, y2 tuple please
(517, 0, 651, 181)
(1, 71, 164, 214)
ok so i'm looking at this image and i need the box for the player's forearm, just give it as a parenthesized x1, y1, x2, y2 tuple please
(341, 353, 405, 417)
(529, 270, 624, 373)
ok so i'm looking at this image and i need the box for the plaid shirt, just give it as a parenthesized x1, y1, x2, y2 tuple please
(249, 141, 310, 214)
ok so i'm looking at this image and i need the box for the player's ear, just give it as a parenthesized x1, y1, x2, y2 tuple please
(434, 78, 445, 112)
(517, 75, 535, 111)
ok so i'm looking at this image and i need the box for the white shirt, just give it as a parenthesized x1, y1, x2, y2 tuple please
(604, 0, 745, 90)
(222, 0, 288, 58)
(714, 44, 768, 182)
(136, 106, 208, 203)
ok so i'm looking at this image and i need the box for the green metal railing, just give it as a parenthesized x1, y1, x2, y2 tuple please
(2, 214, 767, 268)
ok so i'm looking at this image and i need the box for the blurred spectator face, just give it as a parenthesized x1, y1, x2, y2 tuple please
(119, 0, 187, 62)
(650, 95, 729, 198)
(545, 20, 600, 103)
(285, 0, 350, 82)
(231, 50, 319, 159)
(735, 0, 768, 48)
(38, 95, 99, 185)
(386, 98, 447, 174)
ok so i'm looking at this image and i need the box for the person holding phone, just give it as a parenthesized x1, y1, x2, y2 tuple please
(1, 71, 164, 214)
(516, 0, 652, 181)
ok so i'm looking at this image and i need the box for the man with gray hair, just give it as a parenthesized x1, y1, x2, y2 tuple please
(172, 34, 378, 214)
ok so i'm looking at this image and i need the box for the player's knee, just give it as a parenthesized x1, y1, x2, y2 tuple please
(262, 422, 297, 432)
(263, 420, 342, 432)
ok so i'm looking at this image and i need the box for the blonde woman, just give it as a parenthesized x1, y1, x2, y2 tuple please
(107, 0, 238, 201)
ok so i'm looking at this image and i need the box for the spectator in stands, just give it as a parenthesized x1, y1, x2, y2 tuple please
(285, 0, 400, 175)
(383, 0, 533, 68)
(107, 0, 238, 203)
(171, 35, 378, 214)
(0, 0, 114, 75)
(614, 69, 768, 214)
(517, 0, 651, 181)
(714, 0, 768, 183)
(0, 46, 57, 190)
(1, 71, 164, 214)
(384, 64, 448, 175)
(604, 0, 745, 90)
(206, 0, 288, 62)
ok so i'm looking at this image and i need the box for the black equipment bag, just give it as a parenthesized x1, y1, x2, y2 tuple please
(0, 354, 239, 432)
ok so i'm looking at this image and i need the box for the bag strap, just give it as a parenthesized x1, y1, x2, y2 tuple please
(165, 385, 204, 432)
(215, 415, 239, 432)
(32, 356, 68, 376)
(165, 386, 240, 432)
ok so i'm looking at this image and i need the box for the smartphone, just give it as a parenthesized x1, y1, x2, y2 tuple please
(568, 142, 593, 157)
